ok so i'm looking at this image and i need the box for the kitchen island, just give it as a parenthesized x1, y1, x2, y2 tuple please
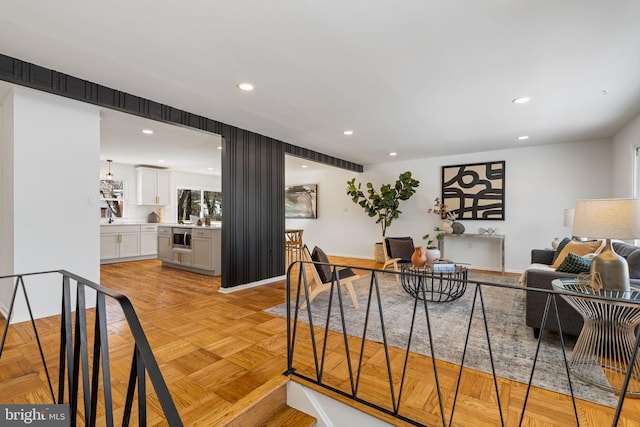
(158, 224, 221, 276)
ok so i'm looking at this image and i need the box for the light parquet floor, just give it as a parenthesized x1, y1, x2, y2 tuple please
(0, 257, 639, 426)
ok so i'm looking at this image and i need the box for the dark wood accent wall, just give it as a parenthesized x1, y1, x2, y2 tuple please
(284, 143, 363, 172)
(221, 130, 285, 287)
(0, 53, 362, 287)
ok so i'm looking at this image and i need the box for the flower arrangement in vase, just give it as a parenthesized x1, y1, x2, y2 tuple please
(428, 197, 456, 234)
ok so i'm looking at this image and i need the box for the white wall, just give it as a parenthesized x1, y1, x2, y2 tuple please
(98, 161, 220, 224)
(0, 87, 15, 313)
(612, 111, 640, 197)
(287, 139, 613, 273)
(1, 86, 100, 322)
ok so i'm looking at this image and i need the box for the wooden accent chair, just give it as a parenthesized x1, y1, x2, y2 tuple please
(382, 237, 415, 280)
(300, 245, 360, 309)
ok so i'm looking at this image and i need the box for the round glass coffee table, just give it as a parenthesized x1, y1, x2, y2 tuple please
(400, 263, 468, 302)
(552, 278, 640, 395)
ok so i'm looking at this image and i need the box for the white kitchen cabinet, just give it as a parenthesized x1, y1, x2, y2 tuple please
(191, 229, 213, 270)
(137, 167, 170, 205)
(119, 232, 140, 258)
(157, 226, 172, 262)
(171, 249, 192, 266)
(100, 233, 120, 260)
(100, 225, 140, 261)
(140, 224, 158, 256)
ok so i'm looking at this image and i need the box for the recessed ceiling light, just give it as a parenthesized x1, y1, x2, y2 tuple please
(158, 159, 165, 163)
(343, 130, 354, 136)
(389, 152, 397, 156)
(301, 165, 308, 168)
(517, 135, 529, 140)
(512, 97, 530, 104)
(217, 146, 222, 150)
(237, 83, 254, 92)
(207, 167, 213, 170)
(142, 129, 154, 134)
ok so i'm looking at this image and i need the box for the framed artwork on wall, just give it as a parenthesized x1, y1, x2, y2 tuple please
(441, 161, 505, 220)
(285, 184, 318, 219)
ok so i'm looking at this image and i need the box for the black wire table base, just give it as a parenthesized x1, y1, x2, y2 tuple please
(400, 264, 468, 302)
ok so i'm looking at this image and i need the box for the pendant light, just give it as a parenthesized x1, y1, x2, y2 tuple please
(106, 160, 114, 181)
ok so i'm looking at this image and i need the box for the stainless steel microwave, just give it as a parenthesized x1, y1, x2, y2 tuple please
(172, 229, 191, 248)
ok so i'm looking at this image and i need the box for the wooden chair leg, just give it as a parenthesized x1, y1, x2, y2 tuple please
(300, 286, 323, 309)
(300, 278, 360, 310)
(343, 280, 360, 309)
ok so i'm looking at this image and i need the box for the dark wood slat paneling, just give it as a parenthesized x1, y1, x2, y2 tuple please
(220, 131, 285, 287)
(0, 53, 358, 287)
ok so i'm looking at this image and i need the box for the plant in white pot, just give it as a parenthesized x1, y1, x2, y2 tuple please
(346, 171, 420, 262)
(422, 232, 442, 262)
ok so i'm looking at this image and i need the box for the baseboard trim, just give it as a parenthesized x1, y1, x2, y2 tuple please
(101, 255, 157, 265)
(0, 302, 9, 322)
(218, 275, 285, 293)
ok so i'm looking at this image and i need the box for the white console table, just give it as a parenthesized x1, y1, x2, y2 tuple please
(440, 233, 505, 275)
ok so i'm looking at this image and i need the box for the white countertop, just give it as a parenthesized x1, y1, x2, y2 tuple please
(159, 223, 222, 229)
(100, 221, 221, 229)
(100, 221, 157, 226)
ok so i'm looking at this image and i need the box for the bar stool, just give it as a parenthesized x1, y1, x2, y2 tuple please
(285, 229, 304, 265)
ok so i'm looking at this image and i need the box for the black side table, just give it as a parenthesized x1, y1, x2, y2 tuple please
(400, 263, 468, 302)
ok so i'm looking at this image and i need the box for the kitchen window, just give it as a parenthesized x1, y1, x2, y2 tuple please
(177, 188, 222, 223)
(100, 179, 125, 218)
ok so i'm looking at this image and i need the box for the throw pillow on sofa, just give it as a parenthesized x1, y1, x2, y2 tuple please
(555, 252, 592, 273)
(552, 237, 572, 263)
(551, 240, 603, 268)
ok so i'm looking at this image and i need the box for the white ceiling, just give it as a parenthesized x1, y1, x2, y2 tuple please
(2, 1, 640, 168)
(99, 108, 222, 176)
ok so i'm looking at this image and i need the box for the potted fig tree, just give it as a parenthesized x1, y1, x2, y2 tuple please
(346, 171, 420, 262)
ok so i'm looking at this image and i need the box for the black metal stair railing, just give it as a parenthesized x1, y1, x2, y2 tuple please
(0, 270, 182, 426)
(284, 260, 640, 427)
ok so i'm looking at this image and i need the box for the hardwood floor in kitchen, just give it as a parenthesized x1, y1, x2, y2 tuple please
(1, 258, 638, 426)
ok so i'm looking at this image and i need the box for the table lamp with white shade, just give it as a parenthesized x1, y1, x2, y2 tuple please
(572, 198, 640, 292)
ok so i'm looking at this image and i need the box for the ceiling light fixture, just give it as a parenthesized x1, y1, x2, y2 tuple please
(512, 97, 530, 104)
(343, 130, 354, 135)
(518, 135, 529, 140)
(158, 159, 165, 163)
(237, 83, 254, 92)
(217, 146, 222, 150)
(142, 129, 154, 134)
(389, 152, 397, 156)
(105, 160, 114, 181)
(301, 165, 308, 168)
(207, 167, 213, 171)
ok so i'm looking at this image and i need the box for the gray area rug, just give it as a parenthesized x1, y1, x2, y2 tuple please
(266, 271, 619, 407)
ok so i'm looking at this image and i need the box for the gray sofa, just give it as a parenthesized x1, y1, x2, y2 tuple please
(524, 241, 640, 338)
